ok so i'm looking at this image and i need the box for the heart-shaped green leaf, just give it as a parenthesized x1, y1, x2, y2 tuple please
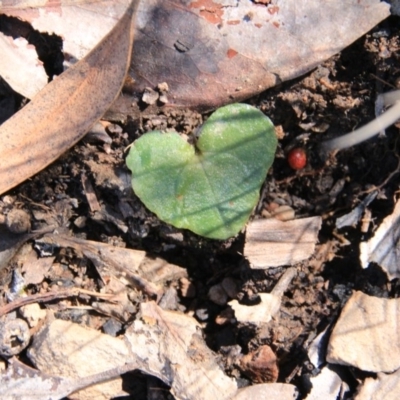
(126, 104, 277, 239)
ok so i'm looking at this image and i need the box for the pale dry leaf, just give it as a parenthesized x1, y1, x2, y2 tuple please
(0, 32, 47, 98)
(27, 319, 134, 399)
(125, 301, 238, 400)
(327, 291, 400, 373)
(359, 197, 400, 279)
(0, 0, 138, 195)
(0, 356, 137, 400)
(232, 382, 298, 400)
(355, 368, 400, 400)
(305, 365, 349, 400)
(230, 293, 281, 325)
(244, 216, 322, 269)
(229, 268, 296, 325)
(307, 327, 330, 370)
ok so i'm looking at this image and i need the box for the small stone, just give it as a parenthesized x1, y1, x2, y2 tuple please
(0, 318, 30, 356)
(102, 318, 123, 337)
(2, 195, 15, 205)
(6, 209, 31, 233)
(306, 364, 349, 400)
(159, 286, 179, 310)
(221, 277, 239, 299)
(20, 303, 47, 328)
(157, 82, 169, 92)
(195, 308, 209, 321)
(142, 87, 159, 105)
(355, 367, 400, 400)
(208, 284, 228, 306)
(239, 345, 279, 383)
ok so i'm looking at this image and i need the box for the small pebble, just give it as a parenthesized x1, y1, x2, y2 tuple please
(195, 308, 209, 321)
(159, 287, 179, 310)
(208, 284, 228, 306)
(239, 345, 279, 383)
(102, 318, 123, 337)
(6, 209, 31, 233)
(0, 318, 30, 356)
(221, 277, 239, 299)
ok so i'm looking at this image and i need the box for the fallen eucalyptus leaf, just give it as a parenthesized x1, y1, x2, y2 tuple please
(126, 103, 277, 239)
(114, 0, 391, 112)
(1, 1, 390, 111)
(0, 0, 138, 195)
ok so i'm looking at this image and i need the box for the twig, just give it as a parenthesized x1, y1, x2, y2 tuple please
(0, 288, 116, 317)
(322, 94, 400, 151)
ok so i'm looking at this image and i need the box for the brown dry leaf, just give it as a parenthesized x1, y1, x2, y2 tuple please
(244, 216, 322, 269)
(1, 0, 390, 111)
(0, 0, 138, 195)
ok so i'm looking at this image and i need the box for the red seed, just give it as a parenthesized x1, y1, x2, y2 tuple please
(287, 147, 307, 170)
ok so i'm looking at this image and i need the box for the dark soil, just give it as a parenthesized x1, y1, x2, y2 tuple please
(1, 14, 400, 400)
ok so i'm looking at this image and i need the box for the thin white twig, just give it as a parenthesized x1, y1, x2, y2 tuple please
(322, 90, 400, 152)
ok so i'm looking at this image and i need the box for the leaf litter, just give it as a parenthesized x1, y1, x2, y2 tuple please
(1, 1, 400, 399)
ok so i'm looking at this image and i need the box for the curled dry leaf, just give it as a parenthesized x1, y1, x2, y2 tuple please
(37, 233, 187, 299)
(359, 197, 400, 279)
(229, 268, 296, 325)
(305, 365, 349, 400)
(0, 0, 139, 195)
